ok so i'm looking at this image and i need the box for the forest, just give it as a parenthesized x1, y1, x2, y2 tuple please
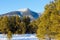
(0, 16, 38, 39)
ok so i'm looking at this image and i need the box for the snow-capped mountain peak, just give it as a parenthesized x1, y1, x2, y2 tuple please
(18, 8, 30, 12)
(0, 8, 39, 20)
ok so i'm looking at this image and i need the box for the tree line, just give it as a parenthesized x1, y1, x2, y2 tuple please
(0, 16, 38, 39)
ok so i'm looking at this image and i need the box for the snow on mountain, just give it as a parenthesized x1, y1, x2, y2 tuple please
(0, 8, 39, 20)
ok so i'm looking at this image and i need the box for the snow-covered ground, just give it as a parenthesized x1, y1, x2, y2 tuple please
(0, 34, 39, 40)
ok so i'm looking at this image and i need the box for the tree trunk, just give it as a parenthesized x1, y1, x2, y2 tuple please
(46, 37, 51, 40)
(48, 37, 51, 40)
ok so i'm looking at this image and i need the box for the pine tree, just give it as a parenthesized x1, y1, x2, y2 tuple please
(36, 0, 60, 40)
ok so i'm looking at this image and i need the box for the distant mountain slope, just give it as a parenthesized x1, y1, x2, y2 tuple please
(19, 8, 39, 20)
(0, 11, 23, 17)
(0, 8, 39, 20)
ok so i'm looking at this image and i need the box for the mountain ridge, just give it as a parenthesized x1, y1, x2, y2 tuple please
(0, 8, 39, 20)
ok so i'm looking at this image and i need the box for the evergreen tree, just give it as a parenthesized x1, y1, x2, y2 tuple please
(36, 0, 60, 40)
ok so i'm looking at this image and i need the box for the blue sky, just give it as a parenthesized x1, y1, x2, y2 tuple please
(0, 0, 53, 14)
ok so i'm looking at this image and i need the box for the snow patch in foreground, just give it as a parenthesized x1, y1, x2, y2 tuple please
(0, 34, 38, 40)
